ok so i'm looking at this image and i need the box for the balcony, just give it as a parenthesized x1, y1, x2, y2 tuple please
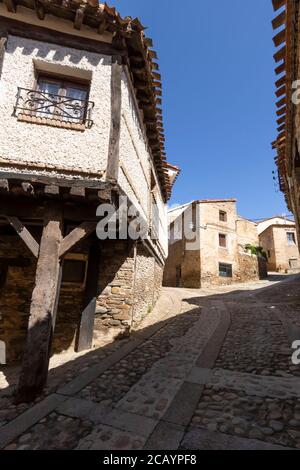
(14, 87, 94, 130)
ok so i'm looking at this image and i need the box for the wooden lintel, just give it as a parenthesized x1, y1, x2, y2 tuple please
(106, 55, 122, 182)
(6, 216, 40, 258)
(59, 221, 97, 258)
(0, 197, 98, 222)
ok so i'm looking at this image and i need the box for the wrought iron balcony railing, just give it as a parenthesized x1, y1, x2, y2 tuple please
(14, 87, 94, 128)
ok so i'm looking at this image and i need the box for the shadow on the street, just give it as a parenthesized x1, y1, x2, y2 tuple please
(0, 273, 299, 405)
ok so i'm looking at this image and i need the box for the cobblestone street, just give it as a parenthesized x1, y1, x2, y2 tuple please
(1, 274, 300, 450)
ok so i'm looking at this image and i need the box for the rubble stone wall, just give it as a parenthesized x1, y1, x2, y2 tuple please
(0, 236, 164, 364)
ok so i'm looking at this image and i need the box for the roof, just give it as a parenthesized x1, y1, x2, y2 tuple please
(164, 162, 181, 192)
(167, 198, 237, 213)
(0, 0, 175, 200)
(195, 198, 237, 204)
(271, 0, 299, 209)
(257, 215, 295, 224)
(260, 223, 296, 236)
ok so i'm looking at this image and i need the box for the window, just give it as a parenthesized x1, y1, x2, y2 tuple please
(289, 258, 298, 269)
(267, 250, 271, 258)
(62, 255, 88, 286)
(219, 233, 227, 248)
(15, 74, 94, 128)
(36, 76, 90, 123)
(219, 263, 232, 278)
(219, 210, 227, 222)
(287, 232, 296, 245)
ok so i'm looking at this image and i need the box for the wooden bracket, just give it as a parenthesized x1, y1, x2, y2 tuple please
(6, 216, 40, 258)
(59, 221, 97, 258)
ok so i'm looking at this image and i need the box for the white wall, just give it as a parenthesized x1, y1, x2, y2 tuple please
(0, 34, 111, 176)
(257, 217, 295, 235)
(119, 71, 168, 258)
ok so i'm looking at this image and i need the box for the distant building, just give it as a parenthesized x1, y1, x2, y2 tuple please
(163, 199, 267, 288)
(258, 217, 300, 273)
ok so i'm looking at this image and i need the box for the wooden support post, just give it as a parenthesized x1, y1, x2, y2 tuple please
(106, 55, 122, 182)
(16, 204, 63, 403)
(75, 237, 101, 352)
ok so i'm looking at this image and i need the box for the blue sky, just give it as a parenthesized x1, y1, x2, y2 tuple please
(113, 0, 290, 220)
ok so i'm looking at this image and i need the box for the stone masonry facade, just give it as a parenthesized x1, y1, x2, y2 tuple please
(164, 200, 267, 288)
(0, 237, 163, 365)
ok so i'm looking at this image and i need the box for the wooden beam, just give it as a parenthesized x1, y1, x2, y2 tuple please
(16, 204, 63, 403)
(34, 0, 46, 20)
(75, 237, 101, 352)
(59, 221, 96, 257)
(0, 170, 108, 190)
(6, 216, 40, 258)
(0, 197, 99, 222)
(106, 55, 122, 182)
(3, 0, 16, 13)
(74, 7, 85, 30)
(0, 179, 9, 193)
(0, 17, 127, 57)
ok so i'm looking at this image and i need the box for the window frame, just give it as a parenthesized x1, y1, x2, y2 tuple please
(219, 233, 227, 248)
(219, 210, 227, 222)
(62, 253, 88, 288)
(219, 262, 233, 278)
(287, 232, 296, 246)
(34, 72, 91, 124)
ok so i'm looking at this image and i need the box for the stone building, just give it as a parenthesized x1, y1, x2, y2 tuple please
(258, 216, 300, 272)
(271, 0, 300, 242)
(163, 199, 267, 288)
(0, 1, 179, 401)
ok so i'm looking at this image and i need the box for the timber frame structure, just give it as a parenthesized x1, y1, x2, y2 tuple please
(0, 0, 173, 199)
(271, 0, 300, 236)
(0, 1, 179, 402)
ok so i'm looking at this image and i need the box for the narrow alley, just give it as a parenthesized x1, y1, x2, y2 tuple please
(0, 274, 299, 451)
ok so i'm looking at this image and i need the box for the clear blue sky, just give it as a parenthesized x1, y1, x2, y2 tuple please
(113, 0, 291, 220)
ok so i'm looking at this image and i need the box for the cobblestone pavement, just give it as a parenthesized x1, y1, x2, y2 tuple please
(1, 274, 300, 450)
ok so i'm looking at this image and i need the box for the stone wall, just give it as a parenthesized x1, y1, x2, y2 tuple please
(0, 235, 164, 364)
(93, 240, 135, 345)
(259, 225, 300, 273)
(132, 243, 163, 326)
(165, 201, 264, 289)
(236, 252, 262, 283)
(0, 235, 36, 363)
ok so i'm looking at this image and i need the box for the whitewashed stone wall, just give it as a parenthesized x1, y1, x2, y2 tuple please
(0, 34, 111, 175)
(119, 71, 168, 259)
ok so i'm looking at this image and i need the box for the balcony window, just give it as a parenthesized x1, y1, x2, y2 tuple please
(14, 75, 94, 128)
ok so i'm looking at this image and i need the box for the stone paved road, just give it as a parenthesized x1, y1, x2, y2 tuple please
(1, 274, 300, 450)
